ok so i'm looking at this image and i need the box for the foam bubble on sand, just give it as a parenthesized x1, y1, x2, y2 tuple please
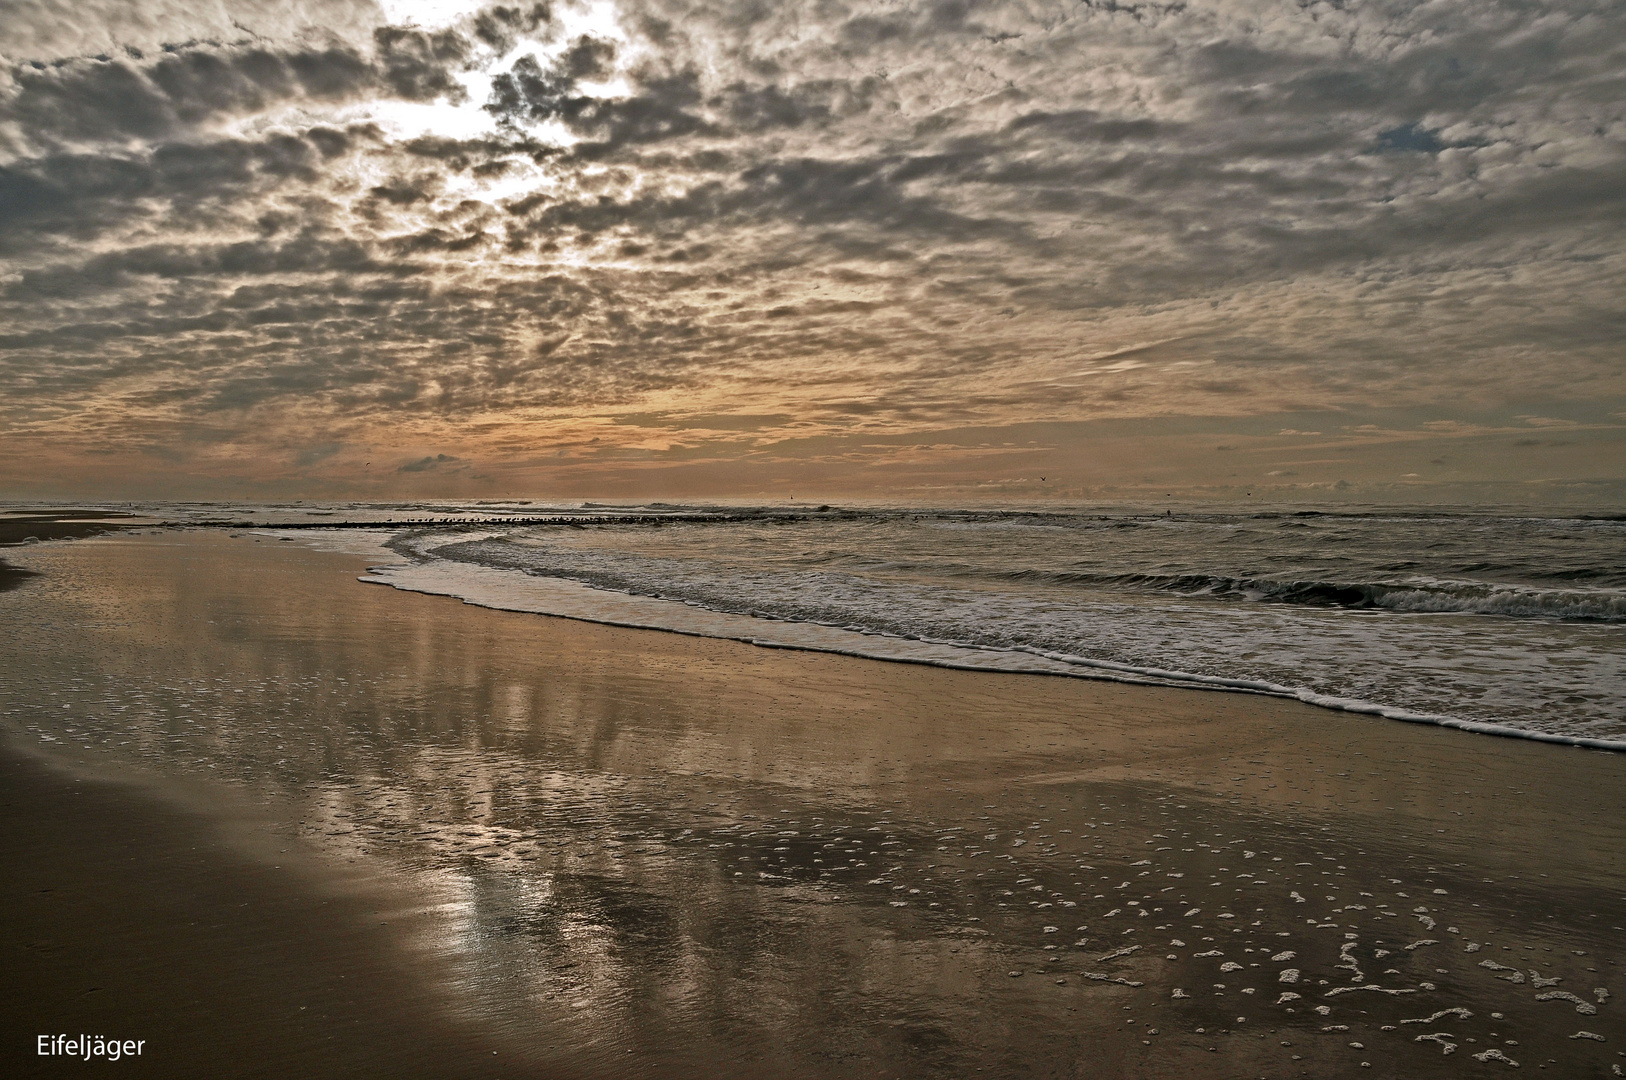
(1415, 1032, 1457, 1054)
(1098, 945, 1141, 961)
(1080, 971, 1142, 986)
(1290, 892, 1306, 903)
(1325, 986, 1416, 997)
(1595, 988, 1611, 1004)
(1570, 1032, 1606, 1041)
(1480, 960, 1527, 983)
(1337, 941, 1365, 982)
(1221, 962, 1243, 972)
(1276, 992, 1301, 1004)
(1403, 1008, 1472, 1024)
(1529, 970, 1561, 988)
(1279, 969, 1301, 983)
(1404, 939, 1439, 951)
(1536, 991, 1598, 1014)
(1472, 1048, 1519, 1066)
(1272, 951, 1296, 962)
(1172, 988, 1190, 999)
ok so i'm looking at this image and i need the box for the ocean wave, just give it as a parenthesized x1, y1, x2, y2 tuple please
(992, 569, 1626, 621)
(410, 530, 1626, 623)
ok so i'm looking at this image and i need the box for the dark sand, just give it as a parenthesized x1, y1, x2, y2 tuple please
(0, 510, 139, 547)
(1, 530, 1622, 1078)
(0, 746, 529, 1079)
(0, 509, 141, 592)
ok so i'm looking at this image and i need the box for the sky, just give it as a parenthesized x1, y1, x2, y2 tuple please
(0, 0, 1622, 504)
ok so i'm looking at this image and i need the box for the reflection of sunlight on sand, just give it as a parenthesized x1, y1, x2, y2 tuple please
(326, 744, 656, 1033)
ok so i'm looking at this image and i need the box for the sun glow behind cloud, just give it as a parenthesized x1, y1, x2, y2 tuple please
(377, 0, 497, 30)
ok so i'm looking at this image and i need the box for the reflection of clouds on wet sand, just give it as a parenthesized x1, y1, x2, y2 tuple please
(1, 532, 1621, 1077)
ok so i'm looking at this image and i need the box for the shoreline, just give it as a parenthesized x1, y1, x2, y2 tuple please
(363, 561, 1626, 754)
(2, 531, 1622, 1078)
(9, 506, 1622, 751)
(353, 531, 1626, 753)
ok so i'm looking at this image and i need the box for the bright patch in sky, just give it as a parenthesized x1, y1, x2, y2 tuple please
(369, 95, 496, 141)
(376, 0, 491, 30)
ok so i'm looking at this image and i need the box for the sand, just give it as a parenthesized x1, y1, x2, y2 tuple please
(0, 510, 144, 593)
(1, 529, 1622, 1078)
(0, 745, 531, 1079)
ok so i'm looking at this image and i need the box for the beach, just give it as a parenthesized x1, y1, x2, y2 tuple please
(2, 529, 1623, 1078)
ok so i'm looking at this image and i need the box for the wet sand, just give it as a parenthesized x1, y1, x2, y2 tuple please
(0, 509, 143, 593)
(0, 509, 141, 547)
(1, 530, 1623, 1078)
(0, 745, 531, 1079)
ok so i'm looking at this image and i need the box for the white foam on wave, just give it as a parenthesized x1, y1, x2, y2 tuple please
(351, 553, 1626, 753)
(1371, 581, 1626, 621)
(252, 528, 401, 559)
(401, 529, 1625, 742)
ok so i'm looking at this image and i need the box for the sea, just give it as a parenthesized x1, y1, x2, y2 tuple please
(91, 499, 1622, 750)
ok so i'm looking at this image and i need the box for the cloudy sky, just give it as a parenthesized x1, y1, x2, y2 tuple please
(1, 0, 1621, 503)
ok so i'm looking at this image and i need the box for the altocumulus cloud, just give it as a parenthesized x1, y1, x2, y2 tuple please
(0, 0, 1621, 485)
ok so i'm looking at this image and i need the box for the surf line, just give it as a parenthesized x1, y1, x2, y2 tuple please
(351, 558, 1626, 755)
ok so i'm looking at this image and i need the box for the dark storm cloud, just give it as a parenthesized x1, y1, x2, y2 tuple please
(0, 0, 1621, 477)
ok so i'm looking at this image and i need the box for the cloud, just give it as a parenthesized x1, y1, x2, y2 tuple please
(294, 440, 343, 466)
(0, 0, 1620, 495)
(398, 452, 459, 472)
(4, 45, 377, 148)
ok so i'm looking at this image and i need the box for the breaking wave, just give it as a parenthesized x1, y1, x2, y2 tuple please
(996, 569, 1626, 622)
